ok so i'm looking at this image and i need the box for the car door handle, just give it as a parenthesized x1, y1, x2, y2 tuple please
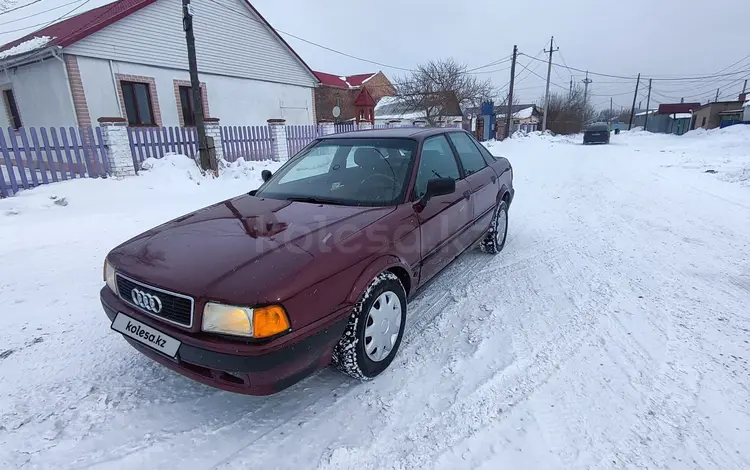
(491, 175, 497, 183)
(463, 190, 472, 199)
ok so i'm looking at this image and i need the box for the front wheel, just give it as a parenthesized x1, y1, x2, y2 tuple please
(333, 272, 407, 380)
(480, 200, 509, 254)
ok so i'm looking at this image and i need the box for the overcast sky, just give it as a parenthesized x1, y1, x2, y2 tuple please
(3, 0, 750, 110)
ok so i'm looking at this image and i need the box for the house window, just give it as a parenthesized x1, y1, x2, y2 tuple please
(121, 81, 155, 126)
(3, 89, 22, 129)
(179, 86, 196, 127)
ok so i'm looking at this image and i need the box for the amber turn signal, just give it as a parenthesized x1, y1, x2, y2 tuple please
(253, 305, 291, 338)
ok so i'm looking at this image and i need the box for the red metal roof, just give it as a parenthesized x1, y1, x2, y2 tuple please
(313, 71, 377, 88)
(657, 103, 701, 115)
(0, 0, 318, 83)
(353, 87, 375, 107)
(0, 0, 156, 52)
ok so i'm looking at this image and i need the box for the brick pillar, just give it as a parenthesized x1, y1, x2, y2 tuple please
(268, 119, 289, 162)
(203, 117, 224, 163)
(98, 117, 136, 176)
(318, 120, 335, 136)
(359, 121, 373, 130)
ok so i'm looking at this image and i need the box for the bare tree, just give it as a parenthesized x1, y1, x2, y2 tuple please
(543, 84, 596, 134)
(394, 58, 494, 126)
(597, 108, 619, 123)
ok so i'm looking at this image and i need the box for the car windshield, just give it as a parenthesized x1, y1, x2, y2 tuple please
(255, 138, 417, 206)
(586, 124, 609, 131)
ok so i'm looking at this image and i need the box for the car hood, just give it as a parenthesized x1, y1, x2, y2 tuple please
(109, 195, 393, 305)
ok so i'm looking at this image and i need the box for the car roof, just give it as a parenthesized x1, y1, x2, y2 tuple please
(320, 127, 465, 141)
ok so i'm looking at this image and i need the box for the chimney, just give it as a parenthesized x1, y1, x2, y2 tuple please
(740, 93, 747, 102)
(680, 97, 684, 103)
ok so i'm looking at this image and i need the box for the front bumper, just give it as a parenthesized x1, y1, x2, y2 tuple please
(101, 288, 348, 395)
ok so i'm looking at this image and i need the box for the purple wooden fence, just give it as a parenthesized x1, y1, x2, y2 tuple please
(127, 126, 198, 172)
(0, 126, 109, 198)
(335, 123, 358, 133)
(286, 124, 319, 156)
(221, 125, 273, 162)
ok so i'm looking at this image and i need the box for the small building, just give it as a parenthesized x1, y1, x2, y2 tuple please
(630, 103, 699, 135)
(313, 71, 396, 124)
(744, 98, 750, 122)
(493, 104, 543, 139)
(630, 109, 657, 130)
(373, 92, 463, 127)
(0, 0, 319, 130)
(691, 96, 746, 130)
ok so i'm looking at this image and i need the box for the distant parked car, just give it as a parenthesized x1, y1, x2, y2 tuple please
(583, 123, 611, 144)
(101, 128, 514, 395)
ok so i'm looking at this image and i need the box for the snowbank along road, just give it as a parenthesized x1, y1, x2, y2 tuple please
(1, 128, 749, 469)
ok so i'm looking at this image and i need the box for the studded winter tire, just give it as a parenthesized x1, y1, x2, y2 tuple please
(332, 271, 407, 380)
(480, 200, 509, 254)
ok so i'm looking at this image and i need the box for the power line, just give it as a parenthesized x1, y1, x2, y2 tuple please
(0, 0, 42, 16)
(471, 65, 511, 75)
(1, 0, 94, 36)
(516, 59, 568, 91)
(466, 56, 512, 73)
(0, 0, 83, 27)
(519, 51, 750, 83)
(206, 0, 414, 72)
(650, 68, 750, 82)
(518, 52, 635, 79)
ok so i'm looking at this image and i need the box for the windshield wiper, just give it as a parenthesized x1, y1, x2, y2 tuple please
(285, 196, 347, 206)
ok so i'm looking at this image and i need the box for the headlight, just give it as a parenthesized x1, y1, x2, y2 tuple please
(104, 259, 118, 295)
(202, 303, 290, 339)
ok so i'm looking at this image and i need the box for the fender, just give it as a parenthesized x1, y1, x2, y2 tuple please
(345, 255, 414, 305)
(497, 183, 511, 204)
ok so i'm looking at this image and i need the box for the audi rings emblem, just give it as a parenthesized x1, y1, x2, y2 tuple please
(131, 289, 163, 314)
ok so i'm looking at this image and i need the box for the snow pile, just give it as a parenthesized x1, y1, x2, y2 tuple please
(1, 153, 281, 217)
(2, 131, 750, 468)
(0, 36, 53, 59)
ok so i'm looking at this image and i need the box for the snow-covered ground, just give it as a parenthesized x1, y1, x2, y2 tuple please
(1, 128, 749, 469)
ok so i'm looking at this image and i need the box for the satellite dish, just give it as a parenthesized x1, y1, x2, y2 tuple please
(332, 106, 341, 118)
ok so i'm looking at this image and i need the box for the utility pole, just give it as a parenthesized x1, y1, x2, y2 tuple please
(569, 76, 573, 100)
(582, 71, 592, 108)
(610, 97, 613, 122)
(541, 36, 558, 132)
(182, 0, 212, 172)
(743, 79, 748, 95)
(715, 88, 720, 102)
(628, 73, 640, 130)
(504, 45, 518, 140)
(643, 78, 653, 132)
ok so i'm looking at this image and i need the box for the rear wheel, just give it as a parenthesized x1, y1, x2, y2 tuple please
(480, 200, 509, 254)
(333, 272, 407, 380)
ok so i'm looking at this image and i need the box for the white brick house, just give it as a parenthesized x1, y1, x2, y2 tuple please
(0, 0, 319, 130)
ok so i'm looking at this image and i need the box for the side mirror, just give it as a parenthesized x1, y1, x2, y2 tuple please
(426, 177, 456, 198)
(261, 169, 273, 182)
(415, 177, 455, 211)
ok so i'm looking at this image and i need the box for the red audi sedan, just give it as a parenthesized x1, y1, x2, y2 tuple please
(101, 127, 514, 395)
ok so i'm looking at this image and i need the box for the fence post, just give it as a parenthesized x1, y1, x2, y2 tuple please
(318, 120, 335, 136)
(203, 117, 223, 166)
(98, 117, 136, 177)
(358, 121, 373, 130)
(267, 119, 288, 162)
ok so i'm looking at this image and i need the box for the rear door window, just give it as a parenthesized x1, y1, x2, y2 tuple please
(467, 133, 498, 165)
(447, 132, 487, 176)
